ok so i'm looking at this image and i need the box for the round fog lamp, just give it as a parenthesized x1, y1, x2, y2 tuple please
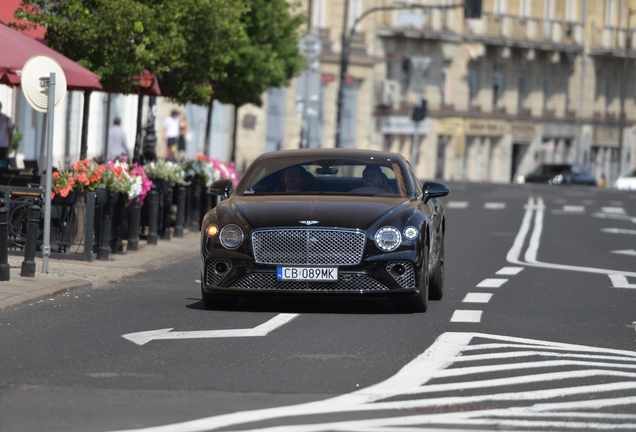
(403, 226, 418, 240)
(206, 224, 219, 237)
(375, 227, 401, 251)
(220, 224, 244, 249)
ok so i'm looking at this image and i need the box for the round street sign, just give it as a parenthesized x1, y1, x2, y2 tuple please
(298, 34, 322, 60)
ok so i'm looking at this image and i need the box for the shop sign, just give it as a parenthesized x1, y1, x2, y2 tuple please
(380, 116, 429, 135)
(437, 117, 463, 136)
(511, 121, 536, 139)
(593, 126, 619, 144)
(465, 119, 507, 136)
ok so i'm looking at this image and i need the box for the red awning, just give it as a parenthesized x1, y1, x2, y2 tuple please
(0, 0, 46, 41)
(0, 22, 102, 91)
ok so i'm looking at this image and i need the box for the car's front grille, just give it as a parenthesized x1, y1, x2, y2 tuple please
(229, 273, 388, 292)
(252, 228, 366, 266)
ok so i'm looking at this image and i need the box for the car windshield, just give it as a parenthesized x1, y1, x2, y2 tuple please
(620, 168, 636, 178)
(236, 158, 408, 197)
(531, 165, 572, 175)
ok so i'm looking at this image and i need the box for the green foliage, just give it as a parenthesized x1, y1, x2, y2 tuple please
(213, 0, 306, 108)
(11, 131, 22, 152)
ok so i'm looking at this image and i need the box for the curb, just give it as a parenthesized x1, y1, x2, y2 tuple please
(0, 279, 92, 312)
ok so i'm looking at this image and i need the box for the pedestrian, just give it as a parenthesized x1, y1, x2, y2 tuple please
(598, 173, 607, 188)
(0, 101, 15, 168)
(163, 109, 180, 159)
(177, 112, 190, 160)
(106, 117, 130, 160)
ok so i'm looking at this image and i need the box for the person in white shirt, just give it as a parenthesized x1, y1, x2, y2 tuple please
(107, 117, 129, 160)
(0, 101, 15, 164)
(163, 109, 180, 158)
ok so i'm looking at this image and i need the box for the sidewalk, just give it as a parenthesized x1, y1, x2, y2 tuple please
(0, 232, 200, 311)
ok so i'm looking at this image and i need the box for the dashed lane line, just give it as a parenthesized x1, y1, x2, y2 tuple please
(463, 293, 493, 303)
(496, 267, 524, 276)
(476, 278, 508, 288)
(451, 310, 483, 323)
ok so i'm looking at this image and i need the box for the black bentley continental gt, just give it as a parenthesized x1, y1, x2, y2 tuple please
(200, 148, 449, 312)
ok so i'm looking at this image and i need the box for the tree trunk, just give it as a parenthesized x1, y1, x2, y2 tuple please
(133, 94, 144, 163)
(230, 104, 239, 163)
(80, 90, 92, 160)
(203, 98, 214, 157)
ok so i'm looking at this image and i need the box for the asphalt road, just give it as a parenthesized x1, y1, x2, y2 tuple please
(1, 182, 636, 431)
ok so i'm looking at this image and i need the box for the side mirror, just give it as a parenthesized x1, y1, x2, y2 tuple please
(209, 179, 233, 200)
(422, 181, 449, 204)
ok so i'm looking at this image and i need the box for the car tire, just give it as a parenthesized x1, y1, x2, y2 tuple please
(429, 232, 444, 301)
(201, 284, 238, 310)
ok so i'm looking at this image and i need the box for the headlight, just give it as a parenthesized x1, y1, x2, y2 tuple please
(516, 175, 525, 184)
(403, 226, 418, 240)
(375, 227, 401, 251)
(219, 224, 244, 249)
(206, 224, 219, 237)
(552, 174, 563, 185)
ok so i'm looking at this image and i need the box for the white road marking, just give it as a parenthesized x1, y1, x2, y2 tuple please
(463, 293, 493, 303)
(485, 202, 506, 210)
(476, 278, 508, 288)
(611, 250, 636, 256)
(602, 207, 626, 214)
(508, 197, 636, 277)
(496, 267, 524, 275)
(446, 201, 469, 209)
(563, 205, 585, 213)
(107, 332, 636, 432)
(609, 275, 636, 289)
(121, 313, 299, 346)
(450, 310, 483, 322)
(592, 212, 636, 224)
(602, 228, 636, 235)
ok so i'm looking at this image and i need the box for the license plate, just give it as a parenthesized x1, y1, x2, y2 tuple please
(277, 267, 338, 281)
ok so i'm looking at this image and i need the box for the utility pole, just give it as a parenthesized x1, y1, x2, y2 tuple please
(619, 8, 635, 178)
(575, 0, 588, 166)
(334, 0, 350, 148)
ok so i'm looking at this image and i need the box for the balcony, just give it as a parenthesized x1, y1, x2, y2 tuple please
(377, 8, 459, 40)
(590, 25, 636, 55)
(315, 27, 332, 53)
(464, 12, 584, 52)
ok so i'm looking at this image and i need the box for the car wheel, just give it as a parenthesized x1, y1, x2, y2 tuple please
(201, 283, 238, 310)
(429, 232, 444, 301)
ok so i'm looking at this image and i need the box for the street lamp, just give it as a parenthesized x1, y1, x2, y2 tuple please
(618, 8, 636, 176)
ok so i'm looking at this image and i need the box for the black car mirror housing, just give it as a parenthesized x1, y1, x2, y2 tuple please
(209, 179, 233, 199)
(422, 181, 450, 204)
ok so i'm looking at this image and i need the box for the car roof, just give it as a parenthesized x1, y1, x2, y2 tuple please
(255, 148, 408, 163)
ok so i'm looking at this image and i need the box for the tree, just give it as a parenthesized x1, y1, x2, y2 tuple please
(212, 0, 306, 162)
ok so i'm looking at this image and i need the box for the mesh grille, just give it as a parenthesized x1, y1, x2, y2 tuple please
(252, 229, 366, 266)
(205, 259, 232, 286)
(229, 273, 388, 292)
(386, 261, 416, 289)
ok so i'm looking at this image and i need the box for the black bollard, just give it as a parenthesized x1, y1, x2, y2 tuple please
(111, 193, 127, 254)
(0, 198, 10, 281)
(127, 200, 141, 251)
(188, 182, 201, 232)
(97, 192, 118, 260)
(161, 184, 173, 241)
(147, 188, 159, 245)
(21, 198, 41, 277)
(174, 185, 186, 237)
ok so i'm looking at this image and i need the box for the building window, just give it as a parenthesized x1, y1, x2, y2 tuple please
(518, 69, 527, 113)
(605, 0, 616, 26)
(468, 62, 479, 107)
(349, 0, 362, 30)
(492, 65, 503, 108)
(493, 0, 506, 16)
(604, 76, 613, 112)
(441, 61, 451, 107)
(520, 0, 531, 18)
(543, 69, 552, 112)
(312, 0, 326, 29)
(565, 0, 577, 21)
(400, 59, 410, 104)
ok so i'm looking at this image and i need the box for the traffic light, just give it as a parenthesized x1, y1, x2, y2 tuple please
(411, 99, 427, 123)
(464, 0, 482, 19)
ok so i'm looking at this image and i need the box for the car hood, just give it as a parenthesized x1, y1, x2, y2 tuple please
(225, 195, 409, 230)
